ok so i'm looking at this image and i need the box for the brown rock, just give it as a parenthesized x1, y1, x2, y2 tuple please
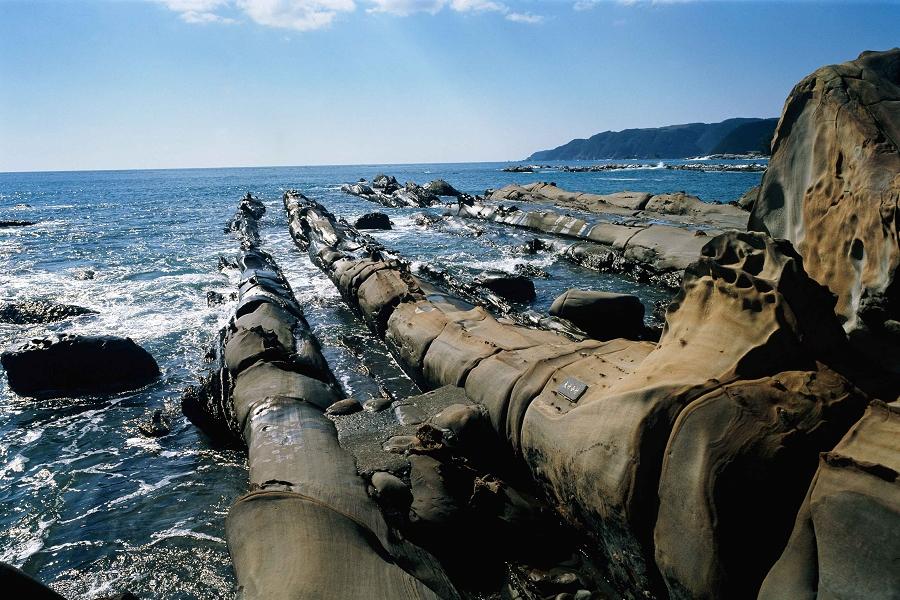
(758, 401, 900, 600)
(750, 49, 900, 355)
(654, 368, 868, 600)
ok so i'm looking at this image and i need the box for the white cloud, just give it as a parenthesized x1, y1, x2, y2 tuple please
(158, 0, 234, 22)
(505, 11, 542, 23)
(450, 0, 505, 12)
(237, 0, 356, 30)
(366, 0, 445, 15)
(156, 0, 541, 30)
(156, 0, 355, 30)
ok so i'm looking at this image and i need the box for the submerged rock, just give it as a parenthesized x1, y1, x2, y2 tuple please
(354, 212, 392, 230)
(0, 220, 36, 227)
(548, 289, 644, 340)
(0, 299, 97, 324)
(1, 335, 160, 398)
(139, 409, 171, 437)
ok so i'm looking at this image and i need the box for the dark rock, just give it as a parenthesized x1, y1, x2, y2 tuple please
(408, 455, 466, 530)
(370, 471, 411, 508)
(425, 179, 461, 197)
(0, 562, 65, 599)
(476, 274, 536, 303)
(325, 398, 362, 416)
(514, 238, 552, 255)
(549, 289, 644, 340)
(354, 212, 392, 230)
(206, 291, 228, 306)
(0, 220, 36, 227)
(736, 185, 759, 211)
(74, 269, 96, 280)
(1, 334, 160, 398)
(372, 174, 400, 193)
(138, 409, 171, 437)
(0, 300, 97, 324)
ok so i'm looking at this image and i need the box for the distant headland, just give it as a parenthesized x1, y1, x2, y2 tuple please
(527, 117, 778, 161)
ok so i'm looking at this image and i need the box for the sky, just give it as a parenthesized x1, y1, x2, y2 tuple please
(0, 1, 898, 171)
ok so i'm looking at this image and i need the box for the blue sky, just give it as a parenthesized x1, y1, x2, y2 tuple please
(1, 1, 897, 171)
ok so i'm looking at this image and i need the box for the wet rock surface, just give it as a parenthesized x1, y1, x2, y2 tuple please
(1, 334, 160, 398)
(0, 299, 97, 324)
(354, 212, 392, 230)
(0, 219, 36, 227)
(475, 273, 536, 304)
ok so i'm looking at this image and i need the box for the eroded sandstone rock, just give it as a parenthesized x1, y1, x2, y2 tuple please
(758, 401, 900, 600)
(749, 49, 900, 352)
(654, 369, 868, 600)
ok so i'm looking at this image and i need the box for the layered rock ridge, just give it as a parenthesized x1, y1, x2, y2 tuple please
(186, 195, 454, 600)
(284, 190, 868, 598)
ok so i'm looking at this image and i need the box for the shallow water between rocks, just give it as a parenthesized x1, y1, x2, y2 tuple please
(0, 161, 762, 597)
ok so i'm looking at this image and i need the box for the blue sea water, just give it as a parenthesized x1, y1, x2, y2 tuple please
(0, 160, 762, 598)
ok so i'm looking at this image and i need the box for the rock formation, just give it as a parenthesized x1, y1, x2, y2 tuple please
(549, 289, 644, 340)
(488, 182, 749, 231)
(749, 48, 900, 377)
(1, 335, 159, 398)
(188, 195, 454, 600)
(758, 400, 899, 600)
(284, 191, 866, 598)
(0, 299, 97, 324)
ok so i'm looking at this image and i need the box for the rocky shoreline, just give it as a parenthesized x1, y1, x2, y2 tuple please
(1, 48, 897, 600)
(501, 162, 767, 173)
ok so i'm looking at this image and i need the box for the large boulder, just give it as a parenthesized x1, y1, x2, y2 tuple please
(475, 273, 536, 303)
(758, 401, 900, 600)
(749, 49, 900, 367)
(354, 212, 392, 230)
(1, 334, 160, 398)
(654, 368, 868, 600)
(549, 289, 644, 340)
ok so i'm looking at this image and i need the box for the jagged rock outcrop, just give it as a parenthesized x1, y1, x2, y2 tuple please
(1, 335, 159, 398)
(758, 401, 899, 600)
(0, 299, 97, 324)
(749, 49, 900, 374)
(343, 176, 441, 208)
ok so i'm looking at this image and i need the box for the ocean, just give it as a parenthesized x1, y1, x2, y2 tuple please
(0, 160, 762, 597)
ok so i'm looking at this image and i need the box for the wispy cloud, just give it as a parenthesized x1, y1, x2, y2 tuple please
(158, 0, 235, 22)
(156, 0, 545, 28)
(368, 0, 544, 23)
(156, 0, 356, 30)
(505, 11, 543, 23)
(575, 0, 697, 8)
